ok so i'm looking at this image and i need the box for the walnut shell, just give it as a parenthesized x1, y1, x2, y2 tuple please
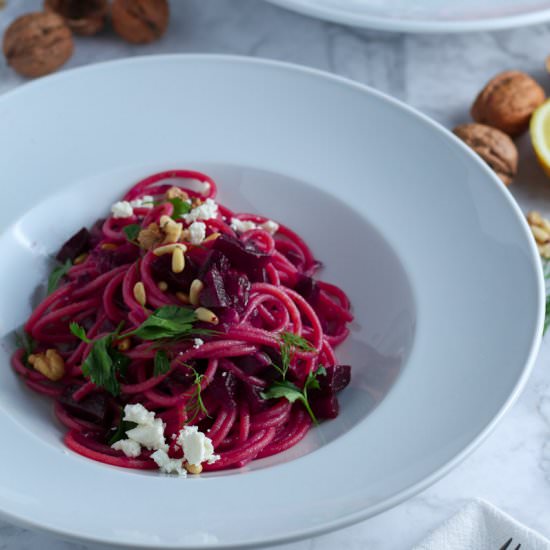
(44, 0, 108, 36)
(453, 123, 518, 186)
(111, 0, 169, 44)
(471, 70, 545, 137)
(2, 12, 74, 78)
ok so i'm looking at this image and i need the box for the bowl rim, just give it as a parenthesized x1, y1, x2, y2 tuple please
(265, 0, 550, 33)
(0, 53, 544, 549)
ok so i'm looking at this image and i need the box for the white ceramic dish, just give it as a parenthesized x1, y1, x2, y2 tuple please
(0, 55, 543, 549)
(267, 0, 550, 33)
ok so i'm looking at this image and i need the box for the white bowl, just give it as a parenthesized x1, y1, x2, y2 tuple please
(0, 55, 543, 548)
(266, 0, 550, 33)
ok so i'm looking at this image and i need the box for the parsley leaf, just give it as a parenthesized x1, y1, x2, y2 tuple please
(261, 366, 326, 424)
(71, 323, 129, 396)
(69, 322, 90, 343)
(154, 349, 171, 377)
(169, 197, 191, 220)
(123, 224, 141, 243)
(129, 306, 198, 340)
(107, 417, 138, 446)
(47, 259, 72, 295)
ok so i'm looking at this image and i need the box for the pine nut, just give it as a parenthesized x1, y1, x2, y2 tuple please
(539, 243, 550, 259)
(195, 307, 219, 325)
(528, 211, 543, 226)
(172, 247, 185, 273)
(158, 281, 168, 291)
(133, 282, 147, 306)
(159, 215, 173, 229)
(100, 243, 118, 251)
(203, 232, 221, 243)
(184, 462, 203, 475)
(176, 291, 190, 304)
(531, 225, 549, 244)
(189, 279, 204, 306)
(163, 222, 183, 244)
(74, 253, 88, 265)
(153, 243, 187, 256)
(117, 337, 131, 351)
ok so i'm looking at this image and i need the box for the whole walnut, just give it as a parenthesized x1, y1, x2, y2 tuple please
(111, 0, 170, 44)
(471, 71, 545, 137)
(44, 0, 108, 36)
(3, 12, 74, 78)
(453, 123, 518, 186)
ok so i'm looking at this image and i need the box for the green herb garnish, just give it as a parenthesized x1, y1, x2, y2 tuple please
(47, 259, 72, 295)
(123, 224, 141, 243)
(168, 197, 192, 220)
(184, 364, 209, 423)
(70, 322, 129, 396)
(107, 416, 138, 445)
(154, 349, 171, 377)
(273, 331, 315, 380)
(128, 305, 214, 341)
(261, 366, 326, 424)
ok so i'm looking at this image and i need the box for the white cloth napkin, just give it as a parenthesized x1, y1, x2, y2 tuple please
(413, 499, 550, 550)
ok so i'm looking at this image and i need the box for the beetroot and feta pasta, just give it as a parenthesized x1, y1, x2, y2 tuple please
(12, 170, 352, 475)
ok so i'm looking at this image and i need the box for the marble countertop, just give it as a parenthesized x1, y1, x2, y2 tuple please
(2, 1, 550, 549)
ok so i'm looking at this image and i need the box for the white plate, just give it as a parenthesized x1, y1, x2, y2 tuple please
(0, 55, 543, 548)
(267, 0, 550, 32)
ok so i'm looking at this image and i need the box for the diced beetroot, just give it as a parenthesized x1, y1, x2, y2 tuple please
(211, 234, 270, 277)
(150, 254, 199, 290)
(317, 365, 351, 395)
(56, 228, 91, 262)
(224, 270, 251, 312)
(200, 266, 231, 308)
(235, 352, 271, 376)
(294, 274, 320, 305)
(58, 384, 109, 425)
(308, 365, 351, 420)
(204, 371, 238, 410)
(92, 242, 140, 273)
(239, 383, 267, 413)
(310, 393, 340, 419)
(199, 254, 251, 312)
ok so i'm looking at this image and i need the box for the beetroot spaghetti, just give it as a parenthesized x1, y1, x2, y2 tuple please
(12, 170, 353, 475)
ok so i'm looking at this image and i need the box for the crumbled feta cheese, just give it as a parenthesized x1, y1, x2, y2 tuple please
(123, 403, 155, 426)
(130, 195, 154, 209)
(151, 449, 187, 476)
(111, 201, 133, 218)
(177, 425, 217, 466)
(183, 198, 218, 223)
(126, 418, 167, 451)
(230, 218, 279, 235)
(193, 338, 204, 349)
(260, 220, 279, 235)
(230, 218, 257, 233)
(188, 221, 206, 245)
(111, 439, 141, 458)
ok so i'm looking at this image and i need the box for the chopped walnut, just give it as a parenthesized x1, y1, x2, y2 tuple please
(28, 349, 65, 381)
(137, 222, 163, 250)
(166, 186, 189, 201)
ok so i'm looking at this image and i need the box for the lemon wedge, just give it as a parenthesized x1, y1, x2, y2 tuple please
(530, 98, 550, 177)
